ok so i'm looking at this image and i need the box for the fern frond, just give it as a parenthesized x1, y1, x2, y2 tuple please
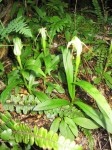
(0, 17, 32, 39)
(92, 0, 103, 23)
(82, 128, 94, 150)
(0, 112, 82, 150)
(3, 94, 40, 114)
(48, 15, 70, 42)
(3, 94, 84, 118)
(95, 45, 107, 74)
(44, 0, 68, 16)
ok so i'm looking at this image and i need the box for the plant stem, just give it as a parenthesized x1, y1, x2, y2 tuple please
(74, 56, 80, 82)
(17, 56, 31, 94)
(72, 56, 80, 103)
(17, 56, 22, 69)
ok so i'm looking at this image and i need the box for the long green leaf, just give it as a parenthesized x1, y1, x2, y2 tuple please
(45, 55, 60, 75)
(103, 73, 112, 88)
(33, 99, 70, 111)
(76, 80, 112, 124)
(24, 58, 46, 77)
(50, 117, 61, 133)
(75, 101, 112, 133)
(64, 117, 78, 137)
(73, 117, 99, 129)
(59, 120, 74, 140)
(33, 91, 50, 102)
(26, 65, 46, 77)
(0, 81, 19, 104)
(62, 47, 74, 99)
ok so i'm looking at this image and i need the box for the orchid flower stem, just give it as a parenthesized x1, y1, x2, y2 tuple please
(72, 56, 80, 103)
(42, 39, 47, 56)
(39, 27, 47, 56)
(67, 36, 82, 103)
(74, 56, 80, 83)
(17, 56, 31, 94)
(17, 56, 22, 69)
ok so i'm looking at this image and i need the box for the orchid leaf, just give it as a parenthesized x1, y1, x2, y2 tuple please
(33, 99, 70, 111)
(75, 80, 112, 124)
(75, 100, 112, 133)
(62, 47, 74, 100)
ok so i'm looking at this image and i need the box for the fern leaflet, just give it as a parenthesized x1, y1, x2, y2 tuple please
(0, 17, 32, 39)
(0, 111, 82, 150)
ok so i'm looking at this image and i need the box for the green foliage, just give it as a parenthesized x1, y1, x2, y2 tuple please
(75, 15, 98, 38)
(3, 94, 40, 114)
(0, 61, 4, 76)
(92, 0, 112, 25)
(62, 47, 74, 100)
(0, 17, 32, 40)
(0, 80, 20, 104)
(49, 105, 99, 141)
(94, 41, 112, 88)
(47, 15, 71, 42)
(44, 54, 61, 75)
(0, 111, 82, 150)
(92, 0, 103, 23)
(34, 98, 70, 111)
(0, 1, 112, 149)
(2, 92, 99, 142)
(3, 93, 70, 114)
(61, 36, 112, 135)
(95, 45, 107, 74)
(0, 32, 61, 102)
(103, 72, 112, 89)
(75, 80, 112, 126)
(82, 128, 94, 150)
(45, 0, 68, 16)
(27, 0, 74, 43)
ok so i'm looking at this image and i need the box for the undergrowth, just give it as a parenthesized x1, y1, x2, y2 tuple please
(0, 0, 112, 149)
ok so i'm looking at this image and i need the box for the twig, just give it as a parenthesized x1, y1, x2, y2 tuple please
(108, 133, 112, 150)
